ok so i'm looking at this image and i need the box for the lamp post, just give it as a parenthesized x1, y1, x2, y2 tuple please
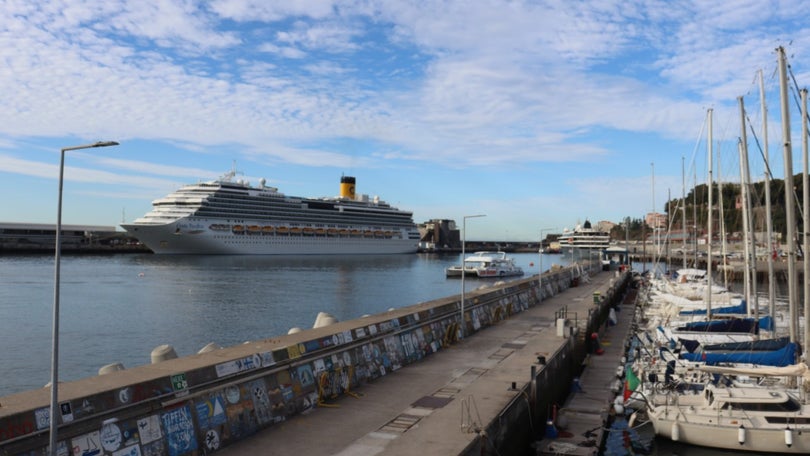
(539, 227, 555, 296)
(460, 214, 485, 338)
(50, 141, 119, 455)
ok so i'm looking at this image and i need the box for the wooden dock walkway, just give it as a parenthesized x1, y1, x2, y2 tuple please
(537, 278, 639, 455)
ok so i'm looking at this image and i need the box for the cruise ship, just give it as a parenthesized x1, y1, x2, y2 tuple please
(121, 172, 420, 254)
(557, 220, 611, 258)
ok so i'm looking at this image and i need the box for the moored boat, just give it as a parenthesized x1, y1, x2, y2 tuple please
(445, 251, 524, 278)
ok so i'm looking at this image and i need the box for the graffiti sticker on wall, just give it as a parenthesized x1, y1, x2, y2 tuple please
(195, 395, 227, 429)
(71, 430, 101, 456)
(137, 415, 162, 445)
(100, 421, 123, 452)
(161, 405, 198, 456)
(112, 444, 142, 456)
(216, 353, 263, 377)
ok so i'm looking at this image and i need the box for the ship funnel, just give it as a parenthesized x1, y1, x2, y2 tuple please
(340, 176, 356, 199)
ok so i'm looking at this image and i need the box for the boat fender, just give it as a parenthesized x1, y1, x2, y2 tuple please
(671, 422, 680, 442)
(785, 426, 793, 448)
(628, 412, 638, 428)
(544, 419, 558, 439)
(615, 365, 624, 379)
(738, 425, 745, 445)
(613, 396, 624, 415)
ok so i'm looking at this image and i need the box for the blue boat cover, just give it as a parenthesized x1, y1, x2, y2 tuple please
(679, 336, 791, 353)
(677, 318, 758, 334)
(679, 342, 798, 367)
(679, 300, 747, 316)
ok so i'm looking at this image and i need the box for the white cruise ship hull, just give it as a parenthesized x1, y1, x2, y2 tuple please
(123, 219, 418, 255)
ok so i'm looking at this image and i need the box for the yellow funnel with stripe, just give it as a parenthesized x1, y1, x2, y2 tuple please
(340, 176, 355, 199)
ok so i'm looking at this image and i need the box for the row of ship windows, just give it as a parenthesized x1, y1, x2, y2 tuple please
(156, 200, 412, 226)
(176, 201, 410, 220)
(185, 197, 409, 220)
(217, 237, 409, 244)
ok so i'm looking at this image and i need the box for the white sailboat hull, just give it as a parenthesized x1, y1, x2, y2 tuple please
(651, 411, 810, 453)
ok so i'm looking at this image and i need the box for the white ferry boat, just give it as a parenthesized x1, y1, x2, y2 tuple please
(557, 220, 610, 258)
(445, 251, 524, 278)
(122, 172, 420, 254)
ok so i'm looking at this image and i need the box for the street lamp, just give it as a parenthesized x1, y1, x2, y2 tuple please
(50, 141, 119, 455)
(460, 214, 485, 339)
(539, 227, 555, 299)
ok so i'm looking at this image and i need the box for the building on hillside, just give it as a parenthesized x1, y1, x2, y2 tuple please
(645, 212, 667, 229)
(417, 219, 460, 251)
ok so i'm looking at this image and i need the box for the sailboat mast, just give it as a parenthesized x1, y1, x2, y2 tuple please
(737, 139, 752, 313)
(778, 46, 799, 344)
(706, 108, 713, 319)
(739, 96, 759, 318)
(682, 156, 688, 270)
(759, 68, 777, 325)
(718, 148, 729, 289)
(802, 88, 809, 353)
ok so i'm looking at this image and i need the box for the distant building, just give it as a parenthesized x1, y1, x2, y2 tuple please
(0, 222, 140, 251)
(597, 220, 616, 233)
(645, 212, 667, 229)
(417, 219, 459, 250)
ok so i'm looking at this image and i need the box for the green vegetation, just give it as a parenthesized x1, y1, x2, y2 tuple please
(612, 174, 807, 241)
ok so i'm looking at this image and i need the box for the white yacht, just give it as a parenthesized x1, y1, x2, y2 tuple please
(645, 382, 810, 453)
(122, 171, 420, 254)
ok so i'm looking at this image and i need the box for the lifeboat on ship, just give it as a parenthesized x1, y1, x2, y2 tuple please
(232, 225, 245, 234)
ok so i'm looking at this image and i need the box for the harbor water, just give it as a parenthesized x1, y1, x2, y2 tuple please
(3, 253, 782, 455)
(0, 251, 569, 398)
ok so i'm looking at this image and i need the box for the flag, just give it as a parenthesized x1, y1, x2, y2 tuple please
(623, 366, 640, 401)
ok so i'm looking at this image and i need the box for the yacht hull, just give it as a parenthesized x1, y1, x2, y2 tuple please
(650, 407, 810, 453)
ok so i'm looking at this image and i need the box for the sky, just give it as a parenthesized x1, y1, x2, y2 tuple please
(2, 1, 810, 241)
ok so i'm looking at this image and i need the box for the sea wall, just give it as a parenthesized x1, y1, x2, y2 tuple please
(0, 266, 585, 456)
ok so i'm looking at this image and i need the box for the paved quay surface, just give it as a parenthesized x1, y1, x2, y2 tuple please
(217, 269, 624, 456)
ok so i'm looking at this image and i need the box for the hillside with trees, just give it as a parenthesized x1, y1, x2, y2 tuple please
(610, 173, 807, 241)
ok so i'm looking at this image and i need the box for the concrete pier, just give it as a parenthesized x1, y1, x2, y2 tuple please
(211, 270, 629, 455)
(0, 265, 629, 456)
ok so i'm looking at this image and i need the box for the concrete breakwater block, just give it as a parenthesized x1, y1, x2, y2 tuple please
(197, 342, 222, 354)
(98, 362, 125, 375)
(151, 344, 178, 363)
(312, 311, 338, 328)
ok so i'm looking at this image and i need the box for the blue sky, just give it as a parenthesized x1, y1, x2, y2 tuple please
(1, 1, 810, 241)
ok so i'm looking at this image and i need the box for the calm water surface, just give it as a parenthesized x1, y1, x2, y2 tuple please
(0, 252, 568, 397)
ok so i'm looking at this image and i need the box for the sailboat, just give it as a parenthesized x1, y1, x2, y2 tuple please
(632, 47, 810, 454)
